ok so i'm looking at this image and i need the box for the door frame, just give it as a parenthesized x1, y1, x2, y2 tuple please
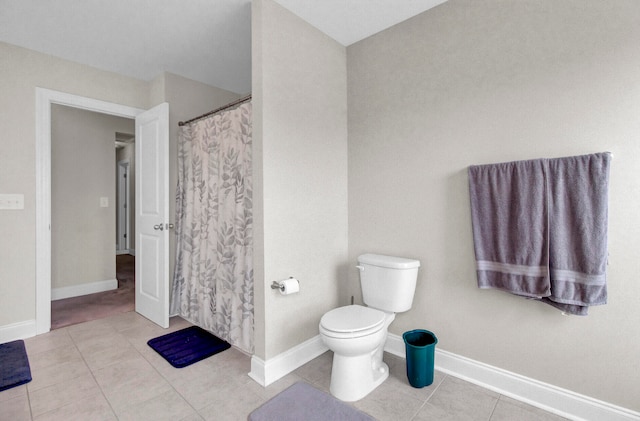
(35, 88, 144, 334)
(116, 159, 130, 253)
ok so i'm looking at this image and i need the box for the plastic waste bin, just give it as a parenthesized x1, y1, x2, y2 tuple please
(403, 329, 437, 388)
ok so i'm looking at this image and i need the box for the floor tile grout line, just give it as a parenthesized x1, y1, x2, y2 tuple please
(30, 398, 102, 421)
(24, 331, 56, 419)
(25, 326, 111, 419)
(67, 324, 120, 420)
(122, 317, 208, 419)
(409, 398, 430, 421)
(143, 352, 203, 417)
(398, 371, 445, 403)
(487, 392, 501, 421)
(26, 385, 34, 421)
(107, 330, 181, 418)
(407, 373, 447, 421)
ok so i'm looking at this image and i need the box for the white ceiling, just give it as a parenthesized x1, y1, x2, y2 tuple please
(273, 0, 448, 46)
(0, 0, 447, 94)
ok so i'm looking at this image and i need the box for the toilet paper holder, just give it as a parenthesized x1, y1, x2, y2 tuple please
(271, 281, 285, 291)
(271, 277, 295, 292)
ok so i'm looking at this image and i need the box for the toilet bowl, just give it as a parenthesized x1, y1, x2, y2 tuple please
(320, 253, 421, 402)
(319, 305, 395, 402)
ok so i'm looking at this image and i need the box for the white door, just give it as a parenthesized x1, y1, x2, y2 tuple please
(135, 103, 170, 328)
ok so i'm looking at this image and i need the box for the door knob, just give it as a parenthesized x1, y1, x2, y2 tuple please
(153, 224, 164, 231)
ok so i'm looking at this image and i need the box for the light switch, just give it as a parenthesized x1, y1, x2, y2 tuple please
(100, 197, 109, 207)
(0, 194, 24, 210)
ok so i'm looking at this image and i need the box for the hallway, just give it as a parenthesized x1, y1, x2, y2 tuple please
(50, 255, 135, 330)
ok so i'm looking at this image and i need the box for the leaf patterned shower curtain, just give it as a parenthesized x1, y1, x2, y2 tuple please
(170, 102, 253, 353)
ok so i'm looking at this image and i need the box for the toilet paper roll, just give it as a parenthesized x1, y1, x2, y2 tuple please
(279, 278, 300, 295)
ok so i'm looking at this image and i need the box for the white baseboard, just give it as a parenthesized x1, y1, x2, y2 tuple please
(116, 249, 135, 256)
(385, 333, 640, 421)
(246, 332, 639, 420)
(51, 279, 118, 301)
(249, 335, 329, 387)
(0, 319, 37, 343)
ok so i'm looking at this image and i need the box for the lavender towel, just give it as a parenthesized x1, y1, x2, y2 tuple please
(468, 152, 611, 315)
(543, 153, 611, 314)
(468, 158, 550, 298)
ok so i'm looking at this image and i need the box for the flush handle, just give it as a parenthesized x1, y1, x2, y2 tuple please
(356, 265, 365, 271)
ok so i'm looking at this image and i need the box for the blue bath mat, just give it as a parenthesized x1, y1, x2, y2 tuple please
(0, 340, 32, 391)
(147, 326, 230, 368)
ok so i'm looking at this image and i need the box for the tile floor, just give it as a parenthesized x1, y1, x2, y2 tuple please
(1, 312, 568, 421)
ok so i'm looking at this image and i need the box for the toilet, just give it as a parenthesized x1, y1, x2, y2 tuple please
(319, 253, 420, 402)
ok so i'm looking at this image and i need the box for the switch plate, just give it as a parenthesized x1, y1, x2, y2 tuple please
(0, 194, 24, 210)
(100, 197, 109, 207)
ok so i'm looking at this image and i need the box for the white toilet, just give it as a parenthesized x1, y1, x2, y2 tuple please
(319, 253, 420, 402)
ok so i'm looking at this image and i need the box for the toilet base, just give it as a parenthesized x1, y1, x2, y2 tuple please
(329, 351, 389, 402)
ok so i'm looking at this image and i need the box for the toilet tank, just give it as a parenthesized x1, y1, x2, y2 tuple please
(358, 254, 421, 313)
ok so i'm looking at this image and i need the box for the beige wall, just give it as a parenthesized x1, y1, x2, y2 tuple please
(0, 39, 242, 329)
(347, 0, 640, 411)
(51, 105, 134, 289)
(252, 0, 348, 359)
(4, 1, 637, 411)
(0, 41, 149, 327)
(150, 72, 241, 296)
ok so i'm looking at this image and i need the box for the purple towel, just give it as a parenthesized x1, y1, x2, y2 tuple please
(543, 153, 611, 314)
(468, 153, 611, 315)
(469, 158, 550, 298)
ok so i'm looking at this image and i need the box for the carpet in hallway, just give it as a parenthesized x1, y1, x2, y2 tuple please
(50, 254, 135, 330)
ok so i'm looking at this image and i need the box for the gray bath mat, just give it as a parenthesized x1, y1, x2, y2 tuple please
(248, 382, 374, 421)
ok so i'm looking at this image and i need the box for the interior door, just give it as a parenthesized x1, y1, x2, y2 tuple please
(135, 102, 170, 328)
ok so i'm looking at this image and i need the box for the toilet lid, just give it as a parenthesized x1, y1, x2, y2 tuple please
(320, 305, 385, 333)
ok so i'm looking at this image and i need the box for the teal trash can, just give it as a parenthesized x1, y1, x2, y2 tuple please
(403, 329, 437, 388)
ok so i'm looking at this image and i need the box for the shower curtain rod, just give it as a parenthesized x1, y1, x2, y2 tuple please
(178, 94, 252, 127)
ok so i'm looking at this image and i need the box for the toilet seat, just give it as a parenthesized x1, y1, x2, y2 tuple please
(320, 305, 386, 339)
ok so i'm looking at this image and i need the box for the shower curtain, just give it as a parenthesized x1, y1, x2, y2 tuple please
(170, 102, 253, 353)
